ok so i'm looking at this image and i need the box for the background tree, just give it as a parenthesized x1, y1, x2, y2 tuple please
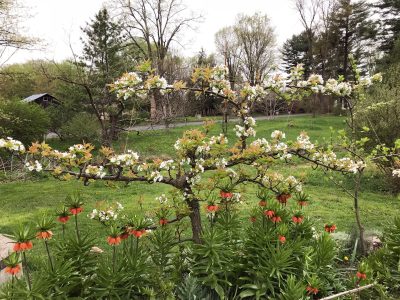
(45, 8, 131, 145)
(234, 13, 276, 86)
(80, 8, 127, 144)
(281, 31, 311, 75)
(215, 26, 241, 89)
(0, 0, 36, 65)
(375, 0, 400, 53)
(116, 0, 200, 121)
(328, 0, 377, 80)
(294, 0, 320, 72)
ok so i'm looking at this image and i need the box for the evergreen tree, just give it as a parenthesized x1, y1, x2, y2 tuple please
(376, 0, 400, 53)
(281, 31, 311, 76)
(81, 8, 124, 87)
(328, 0, 377, 79)
(79, 8, 127, 144)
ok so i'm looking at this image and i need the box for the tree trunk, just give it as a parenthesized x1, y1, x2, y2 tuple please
(187, 199, 202, 244)
(150, 94, 157, 120)
(354, 172, 366, 255)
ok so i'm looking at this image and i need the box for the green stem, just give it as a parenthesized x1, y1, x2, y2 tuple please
(130, 235, 134, 255)
(135, 237, 139, 254)
(74, 214, 80, 242)
(22, 252, 32, 291)
(112, 245, 116, 273)
(62, 224, 65, 239)
(11, 276, 14, 299)
(45, 240, 54, 272)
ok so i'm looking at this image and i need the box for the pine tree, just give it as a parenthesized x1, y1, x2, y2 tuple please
(79, 8, 126, 145)
(81, 8, 124, 86)
(281, 31, 311, 76)
(328, 0, 377, 79)
(375, 0, 400, 53)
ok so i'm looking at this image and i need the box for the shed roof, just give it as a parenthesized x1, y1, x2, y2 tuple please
(22, 93, 53, 103)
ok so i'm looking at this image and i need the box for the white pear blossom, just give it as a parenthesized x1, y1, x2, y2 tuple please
(215, 158, 227, 169)
(393, 169, 400, 178)
(308, 74, 324, 85)
(89, 202, 124, 222)
(211, 65, 229, 80)
(150, 171, 164, 182)
(0, 137, 25, 153)
(85, 165, 106, 178)
(25, 160, 43, 172)
(109, 150, 139, 167)
(160, 160, 175, 170)
(156, 194, 168, 204)
(271, 130, 285, 140)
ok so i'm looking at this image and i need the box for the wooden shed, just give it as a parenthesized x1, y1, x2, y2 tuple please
(22, 93, 60, 108)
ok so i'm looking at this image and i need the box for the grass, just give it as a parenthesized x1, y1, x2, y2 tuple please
(1, 115, 399, 241)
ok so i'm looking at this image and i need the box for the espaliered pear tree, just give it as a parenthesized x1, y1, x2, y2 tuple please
(0, 63, 381, 243)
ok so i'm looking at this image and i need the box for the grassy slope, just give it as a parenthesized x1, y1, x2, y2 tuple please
(1, 115, 398, 238)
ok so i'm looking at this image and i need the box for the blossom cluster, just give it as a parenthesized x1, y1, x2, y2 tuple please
(312, 151, 365, 173)
(156, 194, 168, 204)
(25, 160, 43, 172)
(393, 169, 400, 178)
(145, 75, 168, 95)
(0, 137, 25, 153)
(85, 165, 106, 178)
(234, 124, 256, 138)
(262, 173, 303, 193)
(111, 72, 143, 99)
(89, 202, 124, 223)
(109, 150, 139, 167)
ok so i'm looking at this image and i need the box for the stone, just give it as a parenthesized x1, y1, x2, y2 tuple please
(0, 234, 20, 284)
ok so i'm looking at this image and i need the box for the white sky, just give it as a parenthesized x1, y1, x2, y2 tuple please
(7, 0, 303, 64)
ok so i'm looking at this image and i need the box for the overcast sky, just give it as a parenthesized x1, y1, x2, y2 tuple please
(7, 0, 303, 64)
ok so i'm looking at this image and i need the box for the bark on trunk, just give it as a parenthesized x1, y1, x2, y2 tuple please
(354, 173, 366, 255)
(187, 199, 202, 244)
(150, 94, 157, 120)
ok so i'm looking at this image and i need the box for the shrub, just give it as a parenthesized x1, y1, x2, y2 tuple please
(0, 194, 355, 299)
(60, 112, 100, 143)
(354, 63, 400, 191)
(365, 217, 400, 298)
(0, 100, 50, 145)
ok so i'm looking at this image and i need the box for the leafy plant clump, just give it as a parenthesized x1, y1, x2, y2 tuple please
(0, 193, 372, 299)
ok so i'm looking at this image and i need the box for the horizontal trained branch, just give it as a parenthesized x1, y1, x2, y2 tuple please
(320, 284, 375, 300)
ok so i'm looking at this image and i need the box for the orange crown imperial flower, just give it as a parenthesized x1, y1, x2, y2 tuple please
(107, 236, 121, 246)
(5, 265, 21, 276)
(271, 215, 282, 223)
(69, 207, 83, 215)
(159, 218, 168, 226)
(298, 200, 308, 207)
(57, 215, 70, 223)
(206, 204, 219, 213)
(306, 286, 319, 295)
(264, 210, 275, 218)
(13, 241, 33, 252)
(130, 229, 147, 238)
(220, 191, 233, 199)
(292, 215, 304, 224)
(258, 200, 267, 207)
(120, 232, 129, 240)
(36, 230, 53, 240)
(356, 271, 367, 280)
(324, 224, 337, 233)
(278, 235, 286, 244)
(276, 193, 291, 204)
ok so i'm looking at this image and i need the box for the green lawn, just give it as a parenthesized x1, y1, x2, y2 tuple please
(1, 115, 398, 241)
